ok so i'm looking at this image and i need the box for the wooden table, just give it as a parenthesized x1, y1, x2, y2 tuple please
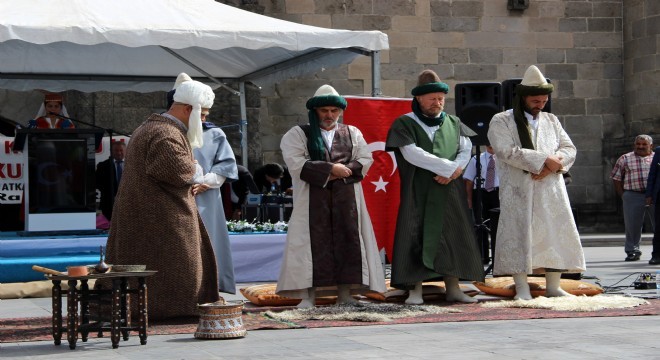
(48, 271, 157, 349)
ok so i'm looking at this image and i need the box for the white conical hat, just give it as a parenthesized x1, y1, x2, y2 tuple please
(520, 65, 548, 86)
(313, 84, 340, 97)
(173, 72, 193, 90)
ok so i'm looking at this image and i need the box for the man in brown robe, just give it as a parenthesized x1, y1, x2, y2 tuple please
(276, 85, 385, 308)
(105, 80, 220, 320)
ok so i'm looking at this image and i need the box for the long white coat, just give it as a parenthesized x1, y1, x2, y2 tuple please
(276, 125, 386, 299)
(487, 110, 586, 275)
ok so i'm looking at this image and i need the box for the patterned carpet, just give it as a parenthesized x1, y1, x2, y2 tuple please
(2, 298, 658, 343)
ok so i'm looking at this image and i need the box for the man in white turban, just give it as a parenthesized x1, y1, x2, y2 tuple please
(104, 78, 221, 320)
(487, 65, 585, 300)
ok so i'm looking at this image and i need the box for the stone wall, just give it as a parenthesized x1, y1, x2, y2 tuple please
(248, 0, 633, 231)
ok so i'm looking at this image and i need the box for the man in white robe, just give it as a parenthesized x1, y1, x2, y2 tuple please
(487, 65, 586, 300)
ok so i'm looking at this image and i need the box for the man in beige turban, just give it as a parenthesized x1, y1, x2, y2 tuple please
(487, 65, 585, 300)
(105, 79, 221, 319)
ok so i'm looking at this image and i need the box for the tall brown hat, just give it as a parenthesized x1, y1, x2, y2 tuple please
(411, 69, 449, 96)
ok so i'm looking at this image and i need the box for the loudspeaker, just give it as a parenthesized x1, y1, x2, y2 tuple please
(455, 82, 502, 146)
(502, 78, 552, 113)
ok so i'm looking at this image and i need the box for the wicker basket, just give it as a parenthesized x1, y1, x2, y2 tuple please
(194, 300, 246, 339)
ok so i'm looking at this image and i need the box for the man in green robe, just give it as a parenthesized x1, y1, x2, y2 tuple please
(386, 70, 485, 304)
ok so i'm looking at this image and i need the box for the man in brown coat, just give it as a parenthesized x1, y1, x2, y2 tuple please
(105, 80, 220, 319)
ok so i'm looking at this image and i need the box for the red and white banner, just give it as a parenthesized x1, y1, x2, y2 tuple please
(343, 96, 411, 262)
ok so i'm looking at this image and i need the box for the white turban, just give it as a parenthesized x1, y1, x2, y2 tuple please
(173, 80, 214, 149)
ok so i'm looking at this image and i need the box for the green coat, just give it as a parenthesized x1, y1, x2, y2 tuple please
(386, 113, 485, 289)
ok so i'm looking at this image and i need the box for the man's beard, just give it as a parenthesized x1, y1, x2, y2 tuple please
(423, 105, 443, 118)
(524, 105, 541, 117)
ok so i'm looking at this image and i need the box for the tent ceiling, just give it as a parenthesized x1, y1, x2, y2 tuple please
(0, 0, 389, 93)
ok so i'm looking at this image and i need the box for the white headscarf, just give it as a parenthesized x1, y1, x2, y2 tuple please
(173, 80, 214, 149)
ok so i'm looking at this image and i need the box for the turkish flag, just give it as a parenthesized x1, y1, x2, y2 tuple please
(342, 96, 412, 262)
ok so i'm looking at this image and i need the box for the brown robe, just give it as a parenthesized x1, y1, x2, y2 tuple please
(104, 114, 219, 320)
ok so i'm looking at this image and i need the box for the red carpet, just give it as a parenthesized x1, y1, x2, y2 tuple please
(2, 299, 659, 343)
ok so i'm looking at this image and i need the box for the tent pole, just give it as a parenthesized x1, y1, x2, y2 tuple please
(371, 51, 382, 97)
(239, 82, 248, 168)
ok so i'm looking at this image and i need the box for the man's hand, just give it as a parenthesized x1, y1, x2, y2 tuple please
(531, 166, 553, 181)
(434, 175, 451, 185)
(450, 166, 463, 180)
(331, 163, 352, 178)
(192, 183, 210, 196)
(544, 155, 564, 173)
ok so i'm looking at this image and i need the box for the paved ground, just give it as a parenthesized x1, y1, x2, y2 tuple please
(1, 235, 659, 359)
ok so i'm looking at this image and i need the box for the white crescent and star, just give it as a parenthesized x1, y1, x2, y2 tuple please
(367, 141, 397, 193)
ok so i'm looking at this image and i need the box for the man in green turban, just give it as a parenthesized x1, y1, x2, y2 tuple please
(487, 65, 585, 300)
(276, 85, 385, 308)
(386, 70, 485, 305)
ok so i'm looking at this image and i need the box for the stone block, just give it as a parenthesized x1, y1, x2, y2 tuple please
(573, 80, 601, 98)
(373, 0, 416, 16)
(483, 0, 510, 17)
(93, 92, 114, 107)
(574, 33, 622, 48)
(566, 48, 622, 63)
(481, 17, 528, 33)
(417, 47, 439, 64)
(530, 17, 559, 32)
(586, 97, 624, 115)
(428, 32, 465, 47)
(430, 0, 451, 17)
(381, 63, 426, 80)
(566, 185, 588, 206)
(438, 48, 469, 64)
(559, 18, 588, 32)
(314, 1, 371, 15)
(608, 79, 624, 97)
(268, 97, 306, 116)
(546, 64, 578, 80)
(390, 47, 418, 64)
(602, 114, 625, 138)
(553, 98, 585, 115)
(537, 1, 565, 18)
(537, 48, 566, 63)
(535, 32, 574, 48)
(573, 149, 604, 167)
(302, 14, 332, 28)
(593, 2, 622, 17)
(588, 18, 615, 32)
(555, 80, 574, 98)
(633, 55, 656, 73)
(392, 15, 430, 32)
(431, 17, 479, 32)
(603, 63, 623, 79)
(503, 48, 537, 64)
(631, 19, 645, 39)
(348, 60, 373, 81)
(364, 15, 392, 30)
(585, 184, 605, 204)
(564, 2, 593, 18)
(388, 32, 430, 48)
(257, 0, 285, 14)
(564, 115, 603, 135)
(331, 14, 363, 30)
(453, 64, 497, 80)
(469, 48, 503, 64)
(380, 80, 407, 98)
(497, 64, 528, 80)
(285, 0, 314, 14)
(464, 32, 535, 48)
(415, 0, 431, 17)
(568, 165, 604, 185)
(577, 63, 604, 80)
(451, 1, 483, 17)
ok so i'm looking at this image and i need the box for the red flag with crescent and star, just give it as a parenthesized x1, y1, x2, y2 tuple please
(342, 96, 412, 262)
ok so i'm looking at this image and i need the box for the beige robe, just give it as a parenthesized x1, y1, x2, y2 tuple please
(276, 125, 386, 299)
(487, 110, 586, 275)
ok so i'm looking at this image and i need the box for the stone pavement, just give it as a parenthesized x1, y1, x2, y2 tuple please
(1, 235, 659, 359)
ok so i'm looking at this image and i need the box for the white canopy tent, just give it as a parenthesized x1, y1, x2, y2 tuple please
(0, 0, 389, 164)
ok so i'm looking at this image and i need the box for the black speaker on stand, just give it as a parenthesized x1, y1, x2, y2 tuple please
(455, 82, 502, 275)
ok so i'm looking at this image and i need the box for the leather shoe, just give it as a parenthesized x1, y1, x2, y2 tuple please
(625, 252, 642, 261)
(649, 257, 660, 265)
